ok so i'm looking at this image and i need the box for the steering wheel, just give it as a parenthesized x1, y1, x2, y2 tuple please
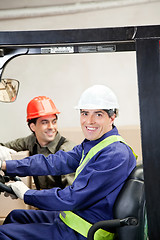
(0, 182, 15, 194)
(0, 175, 21, 195)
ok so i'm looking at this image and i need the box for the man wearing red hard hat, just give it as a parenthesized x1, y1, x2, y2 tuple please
(0, 96, 75, 189)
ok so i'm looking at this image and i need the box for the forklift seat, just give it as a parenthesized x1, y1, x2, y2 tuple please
(87, 165, 148, 240)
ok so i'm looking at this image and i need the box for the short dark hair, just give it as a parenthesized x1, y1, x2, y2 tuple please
(103, 109, 118, 118)
(28, 118, 38, 133)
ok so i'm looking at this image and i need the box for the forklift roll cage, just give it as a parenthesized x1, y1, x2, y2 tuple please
(0, 24, 160, 239)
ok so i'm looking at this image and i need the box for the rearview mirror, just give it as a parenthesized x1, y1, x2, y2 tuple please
(0, 79, 19, 103)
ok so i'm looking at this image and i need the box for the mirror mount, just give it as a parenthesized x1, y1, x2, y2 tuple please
(0, 48, 28, 81)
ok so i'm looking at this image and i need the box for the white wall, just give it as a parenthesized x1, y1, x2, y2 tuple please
(0, 1, 160, 142)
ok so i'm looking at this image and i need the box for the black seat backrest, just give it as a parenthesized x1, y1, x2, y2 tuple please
(113, 165, 146, 240)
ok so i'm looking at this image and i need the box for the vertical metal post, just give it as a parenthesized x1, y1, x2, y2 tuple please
(136, 39, 160, 239)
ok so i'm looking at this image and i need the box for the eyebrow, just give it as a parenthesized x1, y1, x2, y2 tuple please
(80, 110, 87, 113)
(94, 111, 104, 114)
(80, 110, 104, 114)
(41, 118, 57, 122)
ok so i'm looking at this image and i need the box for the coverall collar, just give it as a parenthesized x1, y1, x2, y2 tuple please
(34, 131, 62, 154)
(82, 125, 119, 155)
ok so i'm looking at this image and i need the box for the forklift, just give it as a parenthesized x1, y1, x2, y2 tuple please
(0, 25, 160, 239)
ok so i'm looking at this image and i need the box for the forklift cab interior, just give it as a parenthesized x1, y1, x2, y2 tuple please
(0, 73, 147, 239)
(0, 83, 148, 239)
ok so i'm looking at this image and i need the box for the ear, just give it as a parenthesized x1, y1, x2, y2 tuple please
(29, 123, 36, 132)
(110, 114, 116, 125)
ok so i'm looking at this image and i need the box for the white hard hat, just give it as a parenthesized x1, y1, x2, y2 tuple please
(75, 85, 119, 110)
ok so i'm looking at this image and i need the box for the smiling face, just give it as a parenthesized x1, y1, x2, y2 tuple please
(29, 114, 58, 146)
(80, 109, 115, 141)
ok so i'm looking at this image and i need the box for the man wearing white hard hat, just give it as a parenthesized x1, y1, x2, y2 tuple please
(0, 85, 136, 240)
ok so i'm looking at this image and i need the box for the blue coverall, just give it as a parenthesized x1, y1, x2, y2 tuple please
(0, 126, 136, 240)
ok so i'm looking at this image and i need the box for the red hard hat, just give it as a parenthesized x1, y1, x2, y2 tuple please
(27, 96, 60, 122)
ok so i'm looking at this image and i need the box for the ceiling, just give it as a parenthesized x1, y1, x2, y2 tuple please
(0, 0, 157, 10)
(0, 0, 158, 20)
(0, 0, 109, 10)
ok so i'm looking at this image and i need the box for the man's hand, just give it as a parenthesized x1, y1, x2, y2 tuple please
(4, 191, 18, 199)
(6, 181, 30, 200)
(0, 146, 17, 161)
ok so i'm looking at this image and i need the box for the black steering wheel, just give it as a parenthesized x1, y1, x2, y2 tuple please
(0, 175, 21, 195)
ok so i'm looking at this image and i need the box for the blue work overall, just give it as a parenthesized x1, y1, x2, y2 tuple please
(0, 128, 137, 240)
